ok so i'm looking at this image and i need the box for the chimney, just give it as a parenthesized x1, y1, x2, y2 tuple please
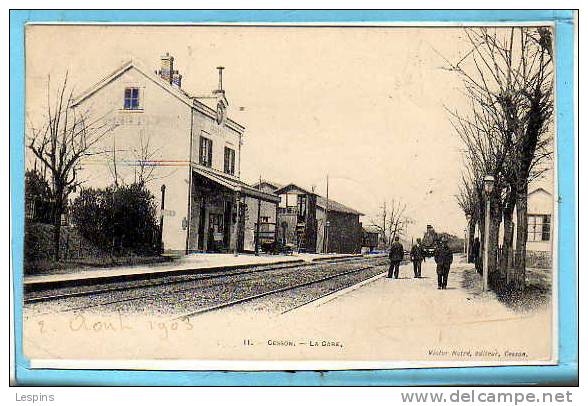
(172, 72, 182, 88)
(213, 66, 225, 95)
(158, 52, 174, 83)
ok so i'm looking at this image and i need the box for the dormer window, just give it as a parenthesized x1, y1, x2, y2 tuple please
(124, 87, 140, 110)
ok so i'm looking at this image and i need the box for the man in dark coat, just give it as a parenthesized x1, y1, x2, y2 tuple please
(434, 236, 453, 289)
(410, 238, 425, 278)
(388, 236, 404, 279)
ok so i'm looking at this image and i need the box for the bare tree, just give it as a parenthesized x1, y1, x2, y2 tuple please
(456, 170, 480, 263)
(27, 74, 116, 260)
(443, 27, 554, 290)
(133, 132, 161, 186)
(369, 199, 411, 247)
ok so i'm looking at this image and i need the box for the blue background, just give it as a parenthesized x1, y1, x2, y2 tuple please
(10, 10, 577, 386)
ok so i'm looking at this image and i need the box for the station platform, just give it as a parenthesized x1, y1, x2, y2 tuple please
(23, 252, 371, 290)
(279, 257, 553, 364)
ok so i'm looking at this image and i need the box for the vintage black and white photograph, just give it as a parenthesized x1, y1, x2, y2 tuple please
(21, 23, 556, 369)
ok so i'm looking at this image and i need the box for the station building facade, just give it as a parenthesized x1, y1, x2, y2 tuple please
(71, 53, 279, 254)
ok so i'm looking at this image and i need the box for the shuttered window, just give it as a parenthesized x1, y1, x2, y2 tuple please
(199, 136, 213, 167)
(224, 147, 235, 175)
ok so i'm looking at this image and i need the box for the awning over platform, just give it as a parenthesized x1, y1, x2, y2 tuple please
(191, 164, 281, 203)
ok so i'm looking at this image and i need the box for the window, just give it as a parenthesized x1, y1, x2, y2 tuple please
(123, 87, 140, 110)
(209, 213, 224, 233)
(199, 136, 213, 167)
(286, 193, 298, 207)
(224, 147, 236, 175)
(528, 214, 551, 242)
(297, 195, 307, 221)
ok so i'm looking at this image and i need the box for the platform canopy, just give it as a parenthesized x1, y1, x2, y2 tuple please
(191, 164, 281, 203)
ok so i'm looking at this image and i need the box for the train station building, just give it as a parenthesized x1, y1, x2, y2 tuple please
(254, 181, 364, 254)
(71, 53, 280, 254)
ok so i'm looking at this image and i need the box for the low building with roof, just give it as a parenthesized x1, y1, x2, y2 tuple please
(361, 225, 381, 252)
(69, 53, 280, 254)
(252, 181, 364, 254)
(495, 184, 554, 269)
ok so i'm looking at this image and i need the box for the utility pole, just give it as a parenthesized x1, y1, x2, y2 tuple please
(255, 176, 262, 256)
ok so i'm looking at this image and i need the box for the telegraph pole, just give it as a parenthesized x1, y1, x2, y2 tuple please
(255, 176, 262, 256)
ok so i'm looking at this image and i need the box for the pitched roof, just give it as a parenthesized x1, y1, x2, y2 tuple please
(528, 187, 552, 196)
(362, 225, 381, 234)
(251, 180, 285, 191)
(273, 182, 363, 216)
(316, 195, 364, 216)
(71, 59, 244, 134)
(192, 164, 280, 203)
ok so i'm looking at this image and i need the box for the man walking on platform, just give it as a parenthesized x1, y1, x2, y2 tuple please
(434, 236, 453, 289)
(410, 238, 425, 278)
(388, 236, 404, 279)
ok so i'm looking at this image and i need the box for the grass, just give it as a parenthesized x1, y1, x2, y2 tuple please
(461, 265, 552, 312)
(24, 255, 173, 276)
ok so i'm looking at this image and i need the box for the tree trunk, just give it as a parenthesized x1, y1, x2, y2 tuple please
(500, 189, 517, 286)
(487, 191, 503, 290)
(52, 202, 63, 261)
(501, 207, 515, 285)
(487, 215, 501, 290)
(467, 220, 476, 263)
(477, 212, 485, 275)
(512, 184, 529, 290)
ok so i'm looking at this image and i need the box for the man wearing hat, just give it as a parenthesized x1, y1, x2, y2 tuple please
(434, 236, 453, 289)
(388, 236, 405, 279)
(410, 238, 426, 278)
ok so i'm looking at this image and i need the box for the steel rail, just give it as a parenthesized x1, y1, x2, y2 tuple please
(24, 256, 378, 304)
(24, 261, 307, 304)
(280, 271, 387, 315)
(176, 263, 386, 320)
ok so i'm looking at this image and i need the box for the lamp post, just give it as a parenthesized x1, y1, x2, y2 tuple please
(465, 213, 471, 262)
(159, 184, 166, 255)
(482, 175, 495, 292)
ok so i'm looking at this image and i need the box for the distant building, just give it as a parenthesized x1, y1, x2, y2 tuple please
(497, 186, 553, 269)
(523, 187, 553, 268)
(361, 225, 380, 252)
(254, 182, 364, 254)
(70, 53, 279, 254)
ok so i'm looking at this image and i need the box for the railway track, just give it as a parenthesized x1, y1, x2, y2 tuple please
(176, 264, 385, 319)
(24, 255, 379, 304)
(24, 257, 388, 316)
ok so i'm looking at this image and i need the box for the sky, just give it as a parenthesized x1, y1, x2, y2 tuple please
(24, 24, 544, 239)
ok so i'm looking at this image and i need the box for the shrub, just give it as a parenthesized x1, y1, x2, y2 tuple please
(25, 169, 53, 224)
(70, 183, 160, 256)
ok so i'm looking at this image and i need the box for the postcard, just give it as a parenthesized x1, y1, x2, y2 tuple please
(21, 22, 558, 370)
